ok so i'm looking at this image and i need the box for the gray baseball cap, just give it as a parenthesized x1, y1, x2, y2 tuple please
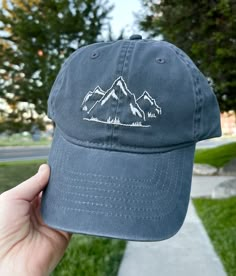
(41, 35, 221, 241)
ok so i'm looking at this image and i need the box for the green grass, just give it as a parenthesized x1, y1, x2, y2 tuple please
(194, 142, 236, 168)
(0, 160, 126, 276)
(52, 235, 125, 276)
(193, 197, 236, 276)
(194, 143, 236, 275)
(0, 160, 46, 193)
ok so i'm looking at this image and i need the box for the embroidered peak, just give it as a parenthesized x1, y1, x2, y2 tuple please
(81, 76, 162, 128)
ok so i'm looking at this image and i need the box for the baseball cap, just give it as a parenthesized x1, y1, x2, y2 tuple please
(41, 35, 221, 241)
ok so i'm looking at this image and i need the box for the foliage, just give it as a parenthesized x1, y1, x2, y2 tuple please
(193, 197, 236, 276)
(0, 116, 47, 134)
(139, 0, 236, 112)
(0, 0, 113, 131)
(194, 142, 236, 168)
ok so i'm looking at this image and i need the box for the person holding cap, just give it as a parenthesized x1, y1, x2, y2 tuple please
(0, 164, 71, 275)
(0, 35, 221, 274)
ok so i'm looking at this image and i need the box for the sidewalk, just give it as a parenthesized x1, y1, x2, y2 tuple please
(118, 176, 233, 276)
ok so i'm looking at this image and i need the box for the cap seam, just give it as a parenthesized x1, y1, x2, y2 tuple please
(164, 42, 202, 141)
(56, 125, 195, 153)
(49, 65, 68, 120)
(49, 47, 87, 119)
(111, 41, 132, 145)
(113, 41, 136, 146)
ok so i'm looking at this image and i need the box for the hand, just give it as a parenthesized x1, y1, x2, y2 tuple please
(0, 164, 72, 276)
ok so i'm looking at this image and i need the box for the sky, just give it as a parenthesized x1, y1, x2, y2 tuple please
(0, 0, 145, 39)
(109, 0, 145, 38)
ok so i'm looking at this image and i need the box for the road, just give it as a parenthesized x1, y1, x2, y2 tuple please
(0, 137, 235, 162)
(0, 146, 50, 162)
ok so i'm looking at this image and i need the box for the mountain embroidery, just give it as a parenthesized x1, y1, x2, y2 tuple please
(81, 76, 162, 128)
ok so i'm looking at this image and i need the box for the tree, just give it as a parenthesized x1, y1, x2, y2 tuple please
(0, 0, 113, 132)
(139, 0, 236, 112)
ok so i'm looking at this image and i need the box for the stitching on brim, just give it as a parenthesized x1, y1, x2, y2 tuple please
(54, 181, 167, 198)
(47, 148, 186, 220)
(61, 143, 164, 184)
(52, 187, 168, 205)
(51, 156, 168, 200)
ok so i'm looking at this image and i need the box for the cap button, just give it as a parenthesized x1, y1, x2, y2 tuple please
(129, 34, 142, 40)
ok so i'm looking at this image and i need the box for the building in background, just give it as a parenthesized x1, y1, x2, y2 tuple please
(221, 111, 236, 136)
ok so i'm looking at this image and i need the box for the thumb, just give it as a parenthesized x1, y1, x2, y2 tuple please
(6, 164, 50, 202)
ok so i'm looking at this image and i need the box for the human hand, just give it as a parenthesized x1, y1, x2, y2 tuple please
(0, 164, 72, 276)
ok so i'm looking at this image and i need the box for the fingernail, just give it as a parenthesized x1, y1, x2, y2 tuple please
(38, 164, 47, 173)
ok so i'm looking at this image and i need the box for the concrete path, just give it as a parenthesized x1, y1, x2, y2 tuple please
(118, 176, 233, 276)
(191, 176, 235, 198)
(196, 136, 236, 149)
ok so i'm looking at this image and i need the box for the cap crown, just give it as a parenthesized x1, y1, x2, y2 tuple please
(48, 39, 221, 153)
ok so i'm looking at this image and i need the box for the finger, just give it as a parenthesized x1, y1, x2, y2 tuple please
(31, 193, 41, 209)
(38, 191, 43, 199)
(7, 164, 50, 202)
(57, 230, 73, 243)
(31, 191, 43, 206)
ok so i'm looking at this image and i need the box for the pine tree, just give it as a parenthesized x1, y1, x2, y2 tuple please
(0, 0, 113, 132)
(139, 0, 236, 112)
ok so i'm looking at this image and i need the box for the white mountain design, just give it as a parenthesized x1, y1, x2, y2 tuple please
(81, 86, 105, 112)
(81, 76, 162, 128)
(136, 91, 162, 118)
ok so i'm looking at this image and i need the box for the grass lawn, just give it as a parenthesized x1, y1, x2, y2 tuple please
(0, 160, 126, 276)
(1, 142, 235, 275)
(194, 143, 236, 276)
(194, 142, 236, 168)
(193, 198, 236, 276)
(52, 235, 125, 276)
(0, 160, 47, 193)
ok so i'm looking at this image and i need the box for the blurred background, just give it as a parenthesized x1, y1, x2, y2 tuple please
(0, 1, 235, 276)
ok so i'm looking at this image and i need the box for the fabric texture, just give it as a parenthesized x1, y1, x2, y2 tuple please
(41, 36, 221, 241)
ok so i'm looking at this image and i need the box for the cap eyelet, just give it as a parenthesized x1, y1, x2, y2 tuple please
(207, 78, 213, 86)
(156, 57, 166, 64)
(91, 50, 100, 59)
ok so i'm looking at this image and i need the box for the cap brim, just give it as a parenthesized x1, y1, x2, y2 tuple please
(41, 128, 195, 241)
